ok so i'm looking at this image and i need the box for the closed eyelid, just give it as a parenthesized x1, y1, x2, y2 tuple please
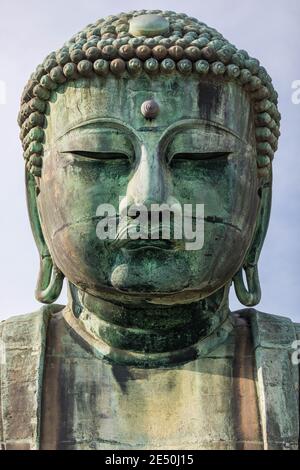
(160, 120, 244, 161)
(56, 128, 135, 157)
(62, 150, 130, 161)
(165, 135, 237, 162)
(171, 152, 232, 161)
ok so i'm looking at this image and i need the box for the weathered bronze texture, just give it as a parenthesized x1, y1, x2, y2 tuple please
(0, 10, 298, 451)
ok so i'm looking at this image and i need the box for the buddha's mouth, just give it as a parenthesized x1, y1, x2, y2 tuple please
(111, 223, 186, 251)
(120, 239, 180, 251)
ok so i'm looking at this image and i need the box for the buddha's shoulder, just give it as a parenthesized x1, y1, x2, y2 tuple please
(0, 304, 65, 339)
(234, 308, 300, 343)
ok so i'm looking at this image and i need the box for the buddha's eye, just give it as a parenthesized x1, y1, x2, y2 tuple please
(171, 152, 230, 162)
(65, 151, 130, 161)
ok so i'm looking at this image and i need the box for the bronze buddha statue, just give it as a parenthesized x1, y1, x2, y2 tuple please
(0, 10, 299, 450)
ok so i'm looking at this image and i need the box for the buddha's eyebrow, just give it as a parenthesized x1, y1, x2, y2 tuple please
(56, 118, 134, 141)
(161, 119, 243, 142)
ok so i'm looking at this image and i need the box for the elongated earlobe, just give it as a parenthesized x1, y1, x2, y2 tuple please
(233, 265, 261, 307)
(233, 172, 272, 307)
(36, 256, 64, 304)
(26, 170, 64, 304)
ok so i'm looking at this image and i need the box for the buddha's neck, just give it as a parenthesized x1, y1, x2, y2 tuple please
(65, 284, 232, 367)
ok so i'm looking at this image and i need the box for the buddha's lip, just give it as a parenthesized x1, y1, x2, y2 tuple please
(120, 239, 180, 251)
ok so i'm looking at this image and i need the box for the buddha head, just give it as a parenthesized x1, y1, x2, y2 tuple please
(19, 10, 280, 314)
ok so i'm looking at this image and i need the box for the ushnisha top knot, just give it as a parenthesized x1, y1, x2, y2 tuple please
(19, 10, 280, 179)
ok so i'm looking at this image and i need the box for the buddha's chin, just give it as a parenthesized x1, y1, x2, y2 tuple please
(109, 257, 191, 294)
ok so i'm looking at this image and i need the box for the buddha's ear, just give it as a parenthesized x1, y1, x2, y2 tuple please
(26, 170, 64, 304)
(233, 170, 272, 307)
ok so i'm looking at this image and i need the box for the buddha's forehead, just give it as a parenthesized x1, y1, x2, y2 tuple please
(46, 74, 254, 144)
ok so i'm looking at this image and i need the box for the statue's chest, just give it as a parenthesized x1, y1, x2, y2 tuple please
(40, 316, 263, 450)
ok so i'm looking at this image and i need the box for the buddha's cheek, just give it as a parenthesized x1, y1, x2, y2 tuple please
(36, 197, 123, 292)
(180, 222, 253, 294)
(47, 221, 114, 290)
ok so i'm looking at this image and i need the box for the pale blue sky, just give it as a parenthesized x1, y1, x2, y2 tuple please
(0, 0, 299, 322)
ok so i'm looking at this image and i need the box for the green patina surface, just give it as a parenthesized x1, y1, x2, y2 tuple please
(0, 10, 298, 451)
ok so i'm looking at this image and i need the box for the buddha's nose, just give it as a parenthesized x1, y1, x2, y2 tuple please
(121, 143, 170, 214)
